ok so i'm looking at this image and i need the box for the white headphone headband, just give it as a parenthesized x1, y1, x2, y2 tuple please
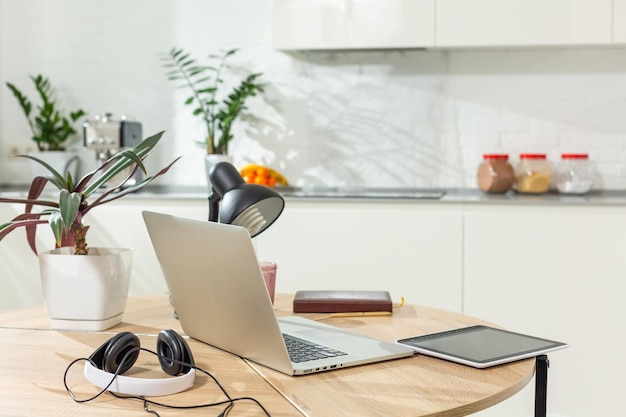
(84, 361, 196, 396)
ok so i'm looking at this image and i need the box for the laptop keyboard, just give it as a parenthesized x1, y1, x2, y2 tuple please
(283, 334, 348, 363)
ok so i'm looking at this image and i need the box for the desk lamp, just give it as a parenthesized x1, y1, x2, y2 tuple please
(208, 161, 285, 237)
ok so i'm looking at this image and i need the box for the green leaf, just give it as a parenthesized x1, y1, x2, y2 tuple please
(58, 189, 81, 235)
(17, 154, 67, 187)
(48, 211, 65, 246)
(188, 69, 205, 77)
(86, 156, 183, 212)
(70, 109, 86, 121)
(82, 131, 164, 195)
(5, 82, 33, 118)
(175, 53, 190, 63)
(194, 77, 212, 84)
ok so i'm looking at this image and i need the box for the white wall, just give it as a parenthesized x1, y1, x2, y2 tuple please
(2, 0, 626, 189)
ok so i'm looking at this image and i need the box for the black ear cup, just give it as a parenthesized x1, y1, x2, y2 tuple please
(88, 332, 141, 374)
(157, 329, 195, 376)
(103, 332, 141, 374)
(88, 330, 193, 377)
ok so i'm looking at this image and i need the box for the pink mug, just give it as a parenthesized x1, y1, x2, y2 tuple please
(259, 262, 277, 304)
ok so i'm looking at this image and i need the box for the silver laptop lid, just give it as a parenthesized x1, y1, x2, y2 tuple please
(142, 211, 294, 375)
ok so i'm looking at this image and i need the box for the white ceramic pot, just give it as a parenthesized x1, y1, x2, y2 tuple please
(39, 247, 133, 331)
(204, 153, 233, 191)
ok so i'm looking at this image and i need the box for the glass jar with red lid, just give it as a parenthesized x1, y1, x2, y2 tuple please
(555, 153, 594, 194)
(514, 153, 552, 194)
(476, 154, 515, 193)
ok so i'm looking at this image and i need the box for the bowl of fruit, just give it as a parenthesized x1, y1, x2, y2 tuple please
(239, 164, 288, 188)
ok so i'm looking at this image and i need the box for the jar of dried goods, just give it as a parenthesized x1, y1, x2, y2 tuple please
(476, 154, 515, 193)
(514, 154, 552, 194)
(555, 153, 594, 195)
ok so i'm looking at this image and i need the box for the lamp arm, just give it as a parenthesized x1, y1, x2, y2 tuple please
(208, 192, 221, 222)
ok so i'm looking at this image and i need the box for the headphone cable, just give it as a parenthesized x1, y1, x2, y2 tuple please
(64, 347, 271, 416)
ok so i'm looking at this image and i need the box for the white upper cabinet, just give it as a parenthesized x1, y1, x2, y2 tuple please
(436, 0, 613, 47)
(614, 0, 626, 43)
(272, 0, 621, 50)
(271, 0, 436, 50)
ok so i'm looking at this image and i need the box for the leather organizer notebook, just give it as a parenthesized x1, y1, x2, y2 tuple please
(293, 290, 393, 313)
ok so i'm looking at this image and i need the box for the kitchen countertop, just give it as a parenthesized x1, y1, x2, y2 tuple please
(3, 184, 626, 206)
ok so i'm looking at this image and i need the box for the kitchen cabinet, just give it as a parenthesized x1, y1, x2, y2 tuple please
(272, 0, 617, 51)
(436, 0, 612, 48)
(255, 200, 464, 312)
(0, 197, 464, 313)
(614, 0, 626, 43)
(271, 0, 435, 50)
(463, 204, 626, 417)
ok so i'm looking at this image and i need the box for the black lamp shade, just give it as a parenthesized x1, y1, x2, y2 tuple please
(208, 162, 285, 237)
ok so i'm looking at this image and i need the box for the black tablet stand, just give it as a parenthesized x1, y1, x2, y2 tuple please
(535, 355, 549, 417)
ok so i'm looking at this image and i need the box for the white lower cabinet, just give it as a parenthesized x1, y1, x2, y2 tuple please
(464, 204, 626, 417)
(255, 200, 464, 312)
(1, 198, 465, 313)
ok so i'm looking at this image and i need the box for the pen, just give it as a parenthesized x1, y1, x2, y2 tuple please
(329, 311, 392, 318)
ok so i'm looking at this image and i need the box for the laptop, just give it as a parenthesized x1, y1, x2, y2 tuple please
(142, 211, 414, 376)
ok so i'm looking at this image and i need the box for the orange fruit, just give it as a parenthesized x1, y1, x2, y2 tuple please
(255, 167, 268, 178)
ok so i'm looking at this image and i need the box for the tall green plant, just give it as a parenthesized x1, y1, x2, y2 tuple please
(6, 74, 86, 151)
(161, 48, 265, 155)
(0, 131, 181, 255)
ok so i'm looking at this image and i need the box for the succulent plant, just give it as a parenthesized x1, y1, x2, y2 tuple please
(0, 131, 180, 255)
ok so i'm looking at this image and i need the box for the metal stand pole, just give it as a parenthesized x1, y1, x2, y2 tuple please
(534, 355, 549, 417)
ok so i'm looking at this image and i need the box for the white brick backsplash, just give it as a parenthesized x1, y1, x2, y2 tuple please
(2, 0, 626, 189)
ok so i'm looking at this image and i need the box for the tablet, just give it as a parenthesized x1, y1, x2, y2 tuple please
(396, 325, 568, 368)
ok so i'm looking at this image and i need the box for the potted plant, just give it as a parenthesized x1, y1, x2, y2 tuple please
(0, 131, 180, 330)
(161, 48, 264, 187)
(6, 74, 86, 179)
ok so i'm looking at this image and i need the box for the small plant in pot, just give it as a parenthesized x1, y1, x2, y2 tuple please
(161, 48, 265, 188)
(0, 131, 180, 330)
(161, 48, 265, 155)
(6, 74, 87, 178)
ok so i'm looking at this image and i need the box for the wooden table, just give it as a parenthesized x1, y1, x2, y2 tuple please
(0, 294, 536, 416)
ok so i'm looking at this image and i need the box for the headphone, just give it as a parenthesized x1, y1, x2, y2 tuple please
(65, 329, 272, 416)
(84, 329, 196, 397)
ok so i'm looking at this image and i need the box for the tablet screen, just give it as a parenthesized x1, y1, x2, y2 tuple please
(397, 325, 567, 368)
